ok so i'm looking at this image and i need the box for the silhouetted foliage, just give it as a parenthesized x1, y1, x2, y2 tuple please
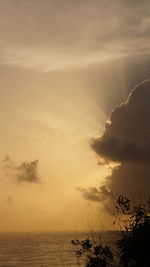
(71, 238, 113, 267)
(72, 195, 150, 267)
(116, 195, 150, 267)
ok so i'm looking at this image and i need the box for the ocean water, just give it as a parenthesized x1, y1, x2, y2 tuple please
(0, 232, 119, 267)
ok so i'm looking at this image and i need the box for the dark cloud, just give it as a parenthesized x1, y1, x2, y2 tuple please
(77, 186, 111, 202)
(81, 80, 150, 203)
(92, 80, 150, 163)
(3, 155, 40, 183)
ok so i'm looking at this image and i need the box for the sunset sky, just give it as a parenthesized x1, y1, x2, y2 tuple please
(0, 0, 150, 231)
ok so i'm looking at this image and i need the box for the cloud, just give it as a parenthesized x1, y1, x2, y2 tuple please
(81, 80, 150, 203)
(3, 155, 40, 183)
(92, 80, 150, 163)
(0, 46, 125, 72)
(0, 0, 150, 72)
(77, 186, 111, 202)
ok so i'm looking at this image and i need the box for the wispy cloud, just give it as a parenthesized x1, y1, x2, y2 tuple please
(0, 46, 126, 72)
(0, 1, 150, 72)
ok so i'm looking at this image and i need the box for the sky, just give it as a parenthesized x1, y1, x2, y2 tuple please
(0, 0, 150, 232)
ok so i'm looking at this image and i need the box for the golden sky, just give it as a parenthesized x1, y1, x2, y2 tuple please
(0, 0, 150, 231)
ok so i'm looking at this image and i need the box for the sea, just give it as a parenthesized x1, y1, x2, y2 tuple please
(0, 231, 119, 267)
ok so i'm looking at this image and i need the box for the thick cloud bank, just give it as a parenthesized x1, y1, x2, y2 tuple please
(84, 80, 150, 203)
(3, 156, 40, 183)
(92, 80, 150, 163)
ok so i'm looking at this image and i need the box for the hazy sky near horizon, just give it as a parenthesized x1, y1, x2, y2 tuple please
(0, 0, 150, 231)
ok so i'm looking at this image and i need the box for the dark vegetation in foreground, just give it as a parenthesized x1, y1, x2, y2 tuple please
(71, 196, 150, 267)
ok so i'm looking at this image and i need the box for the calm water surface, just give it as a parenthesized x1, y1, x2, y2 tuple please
(0, 232, 119, 267)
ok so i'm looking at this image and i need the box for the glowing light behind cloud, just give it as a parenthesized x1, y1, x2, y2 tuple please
(0, 0, 150, 231)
